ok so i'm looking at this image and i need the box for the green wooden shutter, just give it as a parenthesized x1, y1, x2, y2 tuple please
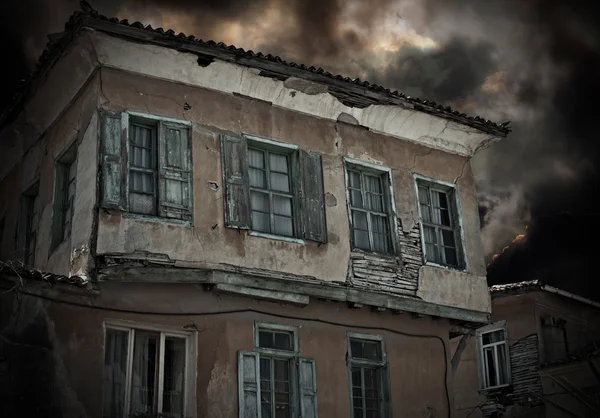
(238, 351, 261, 418)
(382, 362, 392, 418)
(158, 122, 193, 220)
(299, 357, 318, 418)
(299, 151, 327, 243)
(221, 135, 251, 229)
(100, 111, 125, 209)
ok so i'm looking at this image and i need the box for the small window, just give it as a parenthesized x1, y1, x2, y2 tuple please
(476, 323, 510, 390)
(345, 161, 395, 254)
(52, 145, 77, 250)
(17, 183, 40, 266)
(416, 177, 463, 268)
(541, 316, 568, 363)
(103, 324, 195, 418)
(347, 333, 391, 418)
(249, 147, 295, 237)
(129, 120, 158, 215)
(238, 322, 317, 418)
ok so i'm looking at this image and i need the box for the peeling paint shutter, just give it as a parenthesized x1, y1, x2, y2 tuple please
(299, 151, 327, 243)
(299, 357, 318, 418)
(238, 351, 261, 418)
(100, 111, 125, 209)
(158, 122, 193, 220)
(382, 362, 392, 418)
(221, 135, 251, 229)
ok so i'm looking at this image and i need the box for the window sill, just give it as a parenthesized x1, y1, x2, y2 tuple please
(350, 248, 398, 260)
(122, 212, 192, 226)
(423, 260, 467, 273)
(248, 231, 306, 245)
(479, 383, 511, 394)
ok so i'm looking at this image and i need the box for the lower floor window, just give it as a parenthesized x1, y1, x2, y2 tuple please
(260, 356, 293, 418)
(103, 324, 194, 418)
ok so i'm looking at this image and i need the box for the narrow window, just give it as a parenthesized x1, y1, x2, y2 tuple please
(18, 183, 40, 266)
(237, 322, 318, 418)
(347, 334, 391, 418)
(477, 325, 510, 390)
(52, 145, 77, 250)
(416, 178, 463, 268)
(129, 120, 158, 215)
(541, 316, 568, 363)
(249, 147, 294, 237)
(103, 325, 194, 418)
(345, 161, 395, 254)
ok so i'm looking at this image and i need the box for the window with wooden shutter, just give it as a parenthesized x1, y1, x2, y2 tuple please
(415, 176, 464, 269)
(99, 111, 192, 222)
(299, 358, 318, 418)
(222, 134, 327, 243)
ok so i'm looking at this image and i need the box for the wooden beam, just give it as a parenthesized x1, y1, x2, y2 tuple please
(451, 333, 472, 375)
(213, 283, 309, 306)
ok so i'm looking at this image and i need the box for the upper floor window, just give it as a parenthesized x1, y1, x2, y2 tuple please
(99, 111, 192, 221)
(541, 316, 568, 363)
(476, 322, 510, 390)
(238, 322, 317, 418)
(52, 144, 77, 250)
(221, 134, 327, 244)
(415, 176, 464, 268)
(344, 159, 396, 254)
(347, 333, 391, 418)
(102, 322, 196, 418)
(17, 182, 40, 266)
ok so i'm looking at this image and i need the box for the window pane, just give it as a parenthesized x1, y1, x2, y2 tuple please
(273, 359, 291, 418)
(103, 329, 128, 418)
(249, 168, 266, 188)
(251, 191, 269, 213)
(274, 216, 293, 237)
(417, 186, 429, 205)
(444, 247, 458, 266)
(352, 210, 368, 231)
(420, 204, 432, 223)
(270, 172, 290, 192)
(259, 330, 293, 351)
(354, 229, 370, 251)
(273, 195, 292, 217)
(130, 192, 156, 215)
(131, 332, 159, 415)
(273, 332, 292, 351)
(350, 189, 363, 208)
(252, 211, 270, 233)
(248, 149, 265, 169)
(482, 330, 505, 345)
(162, 337, 186, 418)
(423, 225, 437, 244)
(350, 339, 382, 361)
(496, 344, 508, 385)
(370, 214, 389, 235)
(440, 209, 451, 226)
(441, 230, 455, 248)
(349, 171, 361, 189)
(364, 175, 382, 194)
(484, 347, 497, 387)
(366, 192, 384, 212)
(372, 233, 390, 254)
(131, 171, 154, 194)
(437, 191, 449, 210)
(269, 153, 288, 173)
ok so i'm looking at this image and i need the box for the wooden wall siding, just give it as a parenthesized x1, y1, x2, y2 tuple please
(510, 334, 543, 407)
(347, 221, 422, 296)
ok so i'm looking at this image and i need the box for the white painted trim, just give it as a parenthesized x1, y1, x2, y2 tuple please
(412, 173, 469, 272)
(254, 321, 300, 352)
(248, 230, 306, 245)
(343, 156, 392, 174)
(475, 321, 511, 391)
(244, 133, 300, 150)
(346, 331, 387, 367)
(126, 110, 192, 126)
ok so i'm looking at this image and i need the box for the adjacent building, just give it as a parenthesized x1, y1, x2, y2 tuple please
(453, 280, 600, 418)
(0, 8, 509, 418)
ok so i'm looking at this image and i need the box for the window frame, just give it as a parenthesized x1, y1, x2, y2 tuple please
(102, 319, 197, 418)
(346, 332, 389, 418)
(343, 157, 398, 256)
(121, 111, 193, 224)
(475, 321, 511, 391)
(244, 135, 304, 244)
(253, 321, 300, 418)
(413, 174, 467, 271)
(51, 142, 77, 251)
(19, 181, 40, 267)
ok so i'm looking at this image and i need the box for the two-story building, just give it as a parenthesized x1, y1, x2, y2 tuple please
(0, 8, 509, 418)
(453, 280, 600, 418)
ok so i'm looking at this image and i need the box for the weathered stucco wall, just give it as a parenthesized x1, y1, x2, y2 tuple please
(94, 63, 488, 311)
(0, 71, 99, 276)
(0, 280, 453, 418)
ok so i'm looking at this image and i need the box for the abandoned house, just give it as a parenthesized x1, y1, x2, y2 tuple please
(0, 8, 510, 418)
(452, 280, 600, 418)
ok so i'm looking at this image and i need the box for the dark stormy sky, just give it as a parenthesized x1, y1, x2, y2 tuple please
(0, 0, 598, 297)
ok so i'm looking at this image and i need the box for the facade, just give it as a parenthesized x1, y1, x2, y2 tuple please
(453, 281, 600, 418)
(0, 9, 509, 418)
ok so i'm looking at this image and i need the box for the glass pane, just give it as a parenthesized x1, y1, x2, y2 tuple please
(131, 171, 154, 194)
(423, 226, 437, 245)
(350, 189, 363, 208)
(103, 329, 128, 418)
(484, 347, 497, 387)
(273, 332, 292, 350)
(371, 215, 388, 234)
(162, 337, 186, 418)
(482, 330, 505, 345)
(348, 171, 361, 189)
(248, 149, 265, 169)
(259, 331, 274, 349)
(130, 332, 159, 415)
(270, 172, 290, 192)
(437, 190, 449, 210)
(364, 175, 382, 194)
(497, 344, 508, 385)
(249, 167, 266, 188)
(417, 186, 429, 205)
(367, 193, 384, 212)
(273, 195, 292, 217)
(350, 339, 382, 361)
(274, 359, 289, 381)
(441, 230, 455, 247)
(274, 216, 293, 237)
(354, 408, 364, 418)
(251, 191, 269, 213)
(260, 358, 271, 382)
(352, 211, 369, 231)
(440, 208, 451, 226)
(354, 229, 370, 251)
(130, 192, 156, 215)
(274, 359, 291, 418)
(420, 203, 431, 223)
(252, 211, 270, 233)
(269, 153, 289, 173)
(372, 233, 390, 254)
(444, 247, 458, 266)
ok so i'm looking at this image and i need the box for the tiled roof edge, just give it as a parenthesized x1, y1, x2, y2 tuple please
(0, 260, 89, 287)
(1, 10, 511, 137)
